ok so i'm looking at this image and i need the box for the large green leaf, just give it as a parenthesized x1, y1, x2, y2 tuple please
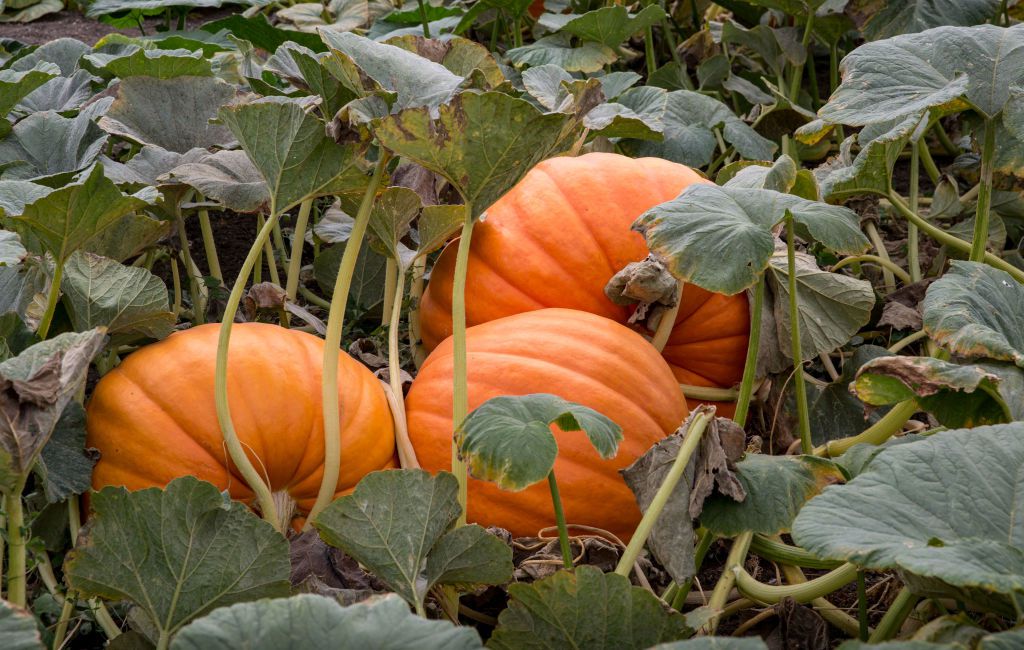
(35, 401, 94, 503)
(374, 91, 574, 219)
(0, 329, 105, 492)
(538, 5, 666, 48)
(15, 69, 97, 115)
(93, 47, 214, 79)
(0, 180, 51, 217)
(506, 34, 618, 74)
(171, 594, 483, 650)
(3, 164, 158, 264)
(218, 97, 365, 215)
(162, 150, 269, 214)
(922, 261, 1024, 367)
(488, 565, 690, 650)
(365, 186, 420, 266)
(847, 0, 1002, 41)
(634, 184, 868, 295)
(792, 423, 1024, 597)
(0, 109, 107, 182)
(314, 469, 512, 613)
(60, 251, 174, 342)
(0, 600, 42, 650)
(85, 0, 225, 17)
(457, 394, 622, 491)
(816, 115, 923, 200)
(820, 24, 1023, 124)
(700, 453, 843, 536)
(66, 476, 291, 642)
(808, 345, 892, 446)
(264, 43, 357, 118)
(0, 63, 59, 137)
(620, 90, 775, 167)
(7, 38, 87, 76)
(99, 76, 236, 153)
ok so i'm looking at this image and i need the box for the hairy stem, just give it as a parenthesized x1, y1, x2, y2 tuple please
(832, 255, 912, 285)
(382, 260, 397, 328)
(733, 279, 764, 428)
(285, 199, 313, 303)
(864, 221, 896, 293)
(735, 562, 859, 604)
(198, 207, 223, 283)
(816, 399, 917, 457)
(869, 587, 919, 642)
(5, 482, 27, 607)
(970, 118, 996, 262)
(908, 142, 921, 282)
(408, 256, 428, 368)
(750, 534, 842, 570)
(788, 12, 815, 102)
(451, 206, 476, 527)
(786, 216, 812, 454)
(37, 261, 64, 340)
(701, 531, 753, 634)
(547, 472, 574, 570)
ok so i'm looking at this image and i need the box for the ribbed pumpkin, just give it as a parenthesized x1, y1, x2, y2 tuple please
(406, 308, 687, 539)
(86, 323, 396, 516)
(418, 153, 749, 416)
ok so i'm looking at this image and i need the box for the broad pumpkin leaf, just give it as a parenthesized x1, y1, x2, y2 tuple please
(100, 145, 206, 188)
(0, 63, 59, 137)
(66, 476, 291, 642)
(720, 21, 805, 80)
(386, 36, 505, 91)
(847, 0, 1002, 41)
(60, 251, 174, 342)
(852, 356, 1024, 427)
(7, 38, 87, 76)
(807, 345, 892, 446)
(365, 186, 420, 266)
(0, 180, 52, 217)
(792, 423, 1024, 597)
(0, 329, 105, 493)
(35, 401, 94, 503)
(832, 434, 927, 480)
(457, 394, 622, 491)
(415, 204, 464, 258)
(0, 109, 108, 182)
(264, 43, 356, 118)
(313, 241, 387, 315)
(0, 232, 26, 267)
(819, 24, 1023, 124)
(537, 5, 666, 49)
(99, 76, 237, 153)
(634, 184, 868, 295)
(15, 69, 97, 115)
(200, 14, 326, 53)
(171, 594, 483, 650)
(3, 164, 158, 265)
(700, 453, 843, 536)
(506, 34, 618, 74)
(91, 47, 214, 79)
(619, 90, 776, 168)
(0, 599, 43, 650)
(488, 565, 690, 650)
(720, 155, 820, 201)
(162, 150, 269, 214)
(374, 91, 576, 219)
(922, 262, 1024, 367)
(218, 97, 366, 215)
(85, 0, 226, 17)
(314, 469, 512, 613)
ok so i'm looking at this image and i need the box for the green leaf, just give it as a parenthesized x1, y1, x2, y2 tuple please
(817, 114, 925, 200)
(808, 345, 893, 446)
(922, 261, 1024, 367)
(0, 329, 105, 492)
(374, 91, 575, 219)
(0, 0, 61, 23)
(60, 251, 174, 342)
(634, 184, 867, 295)
(792, 423, 1024, 598)
(488, 565, 690, 650)
(218, 97, 365, 215)
(99, 76, 236, 153)
(14, 69, 97, 116)
(264, 44, 356, 118)
(760, 249, 875, 370)
(3, 164, 158, 264)
(721, 21, 804, 80)
(200, 14, 326, 53)
(620, 90, 776, 167)
(0, 63, 59, 137)
(0, 180, 51, 217)
(847, 0, 1001, 41)
(0, 231, 26, 267)
(7, 38, 87, 76)
(314, 469, 512, 613)
(66, 476, 291, 641)
(163, 150, 269, 214)
(85, 0, 224, 17)
(457, 394, 623, 491)
(506, 34, 618, 74)
(820, 24, 1023, 124)
(852, 356, 1023, 427)
(0, 600, 43, 650)
(366, 186, 420, 265)
(539, 5, 666, 49)
(171, 594, 484, 650)
(415, 204, 464, 258)
(0, 109, 108, 182)
(700, 453, 844, 536)
(36, 401, 94, 503)
(91, 46, 214, 79)
(387, 36, 505, 91)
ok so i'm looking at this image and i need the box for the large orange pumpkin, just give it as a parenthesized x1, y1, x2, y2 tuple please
(406, 308, 687, 539)
(418, 152, 750, 417)
(86, 323, 396, 517)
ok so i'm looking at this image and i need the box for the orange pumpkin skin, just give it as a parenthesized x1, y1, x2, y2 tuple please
(418, 152, 749, 418)
(406, 308, 688, 539)
(86, 323, 396, 513)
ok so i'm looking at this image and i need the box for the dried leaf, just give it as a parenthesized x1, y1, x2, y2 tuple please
(878, 301, 922, 331)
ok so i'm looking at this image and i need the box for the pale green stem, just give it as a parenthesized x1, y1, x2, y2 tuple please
(306, 154, 390, 528)
(68, 500, 121, 641)
(918, 139, 941, 184)
(750, 534, 842, 569)
(36, 551, 63, 604)
(257, 213, 283, 287)
(970, 118, 996, 263)
(547, 472, 574, 570)
(650, 283, 682, 353)
(382, 260, 397, 328)
(788, 12, 815, 103)
(286, 199, 313, 303)
(886, 193, 1024, 284)
(889, 330, 928, 354)
(37, 262, 64, 339)
(615, 411, 710, 577)
(299, 285, 330, 310)
(733, 279, 764, 429)
(5, 482, 26, 606)
(408, 256, 428, 368)
(176, 209, 204, 322)
(672, 529, 714, 610)
(832, 255, 912, 285)
(53, 590, 75, 649)
(908, 142, 921, 282)
(680, 384, 739, 402)
(216, 209, 282, 531)
(644, 25, 657, 77)
(156, 631, 170, 650)
(451, 206, 475, 527)
(858, 570, 869, 640)
(780, 563, 863, 638)
(387, 268, 407, 424)
(735, 562, 859, 604)
(198, 208, 222, 283)
(864, 221, 896, 293)
(869, 587, 919, 642)
(415, 0, 430, 38)
(816, 399, 917, 457)
(170, 257, 182, 317)
(701, 531, 753, 634)
(786, 215, 812, 455)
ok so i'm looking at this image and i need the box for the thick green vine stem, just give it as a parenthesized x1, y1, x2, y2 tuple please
(615, 410, 711, 577)
(869, 587, 919, 642)
(885, 192, 1024, 284)
(36, 261, 64, 339)
(382, 260, 397, 328)
(5, 478, 27, 607)
(307, 154, 390, 528)
(785, 215, 813, 454)
(408, 256, 428, 368)
(547, 472, 574, 570)
(216, 210, 283, 531)
(750, 534, 842, 570)
(701, 531, 753, 634)
(198, 207, 223, 283)
(864, 221, 896, 294)
(650, 283, 683, 352)
(970, 118, 997, 263)
(908, 141, 922, 283)
(387, 268, 407, 416)
(788, 11, 816, 102)
(451, 205, 476, 527)
(285, 198, 313, 303)
(733, 278, 764, 429)
(816, 399, 917, 457)
(734, 562, 860, 604)
(832, 255, 912, 285)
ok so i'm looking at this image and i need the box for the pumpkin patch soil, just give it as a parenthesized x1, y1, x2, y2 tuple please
(0, 7, 236, 46)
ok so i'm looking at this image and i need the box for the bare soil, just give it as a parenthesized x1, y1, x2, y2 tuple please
(0, 6, 236, 46)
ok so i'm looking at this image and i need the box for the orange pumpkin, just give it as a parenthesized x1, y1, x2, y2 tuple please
(86, 323, 396, 517)
(406, 308, 687, 539)
(418, 152, 749, 417)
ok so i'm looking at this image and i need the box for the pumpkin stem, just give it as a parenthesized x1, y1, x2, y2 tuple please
(271, 491, 297, 532)
(546, 471, 574, 570)
(650, 282, 683, 353)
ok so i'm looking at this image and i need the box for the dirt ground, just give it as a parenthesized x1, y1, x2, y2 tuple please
(0, 6, 236, 46)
